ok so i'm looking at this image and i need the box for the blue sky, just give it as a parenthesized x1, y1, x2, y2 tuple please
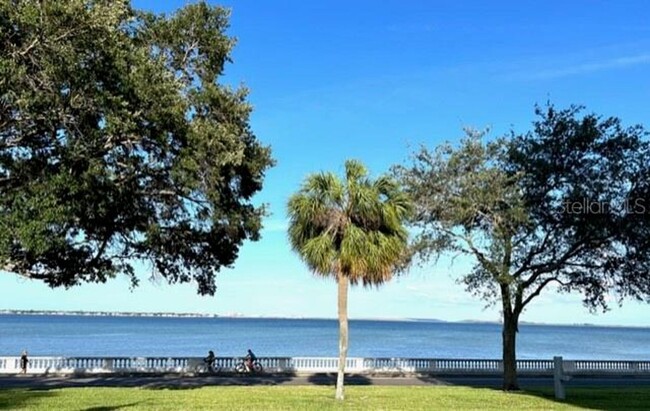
(2, 0, 650, 326)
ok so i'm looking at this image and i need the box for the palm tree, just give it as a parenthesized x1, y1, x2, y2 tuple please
(287, 159, 412, 400)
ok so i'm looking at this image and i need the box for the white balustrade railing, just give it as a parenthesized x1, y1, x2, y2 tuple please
(0, 356, 649, 376)
(566, 360, 650, 373)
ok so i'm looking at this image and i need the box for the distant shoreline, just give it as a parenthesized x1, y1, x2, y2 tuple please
(0, 309, 219, 318)
(0, 309, 648, 329)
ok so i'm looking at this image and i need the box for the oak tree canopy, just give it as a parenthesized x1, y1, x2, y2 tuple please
(0, 0, 273, 294)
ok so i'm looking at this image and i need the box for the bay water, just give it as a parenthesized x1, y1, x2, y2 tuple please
(1, 315, 648, 360)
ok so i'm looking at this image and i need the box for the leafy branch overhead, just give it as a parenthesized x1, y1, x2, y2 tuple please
(0, 0, 274, 294)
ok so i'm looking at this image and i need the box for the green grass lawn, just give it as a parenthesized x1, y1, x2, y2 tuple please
(0, 386, 650, 411)
(1, 386, 649, 410)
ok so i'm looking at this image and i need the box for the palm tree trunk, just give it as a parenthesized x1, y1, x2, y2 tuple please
(335, 274, 349, 401)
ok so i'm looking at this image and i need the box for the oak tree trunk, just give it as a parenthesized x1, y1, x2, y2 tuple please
(502, 311, 519, 390)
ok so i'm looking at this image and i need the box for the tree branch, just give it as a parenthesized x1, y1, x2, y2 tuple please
(442, 227, 500, 277)
(520, 276, 569, 309)
(18, 38, 39, 57)
(518, 235, 592, 290)
(1, 265, 50, 281)
(512, 228, 555, 278)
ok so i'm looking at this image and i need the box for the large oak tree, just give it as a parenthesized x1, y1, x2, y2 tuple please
(0, 0, 273, 294)
(395, 106, 650, 390)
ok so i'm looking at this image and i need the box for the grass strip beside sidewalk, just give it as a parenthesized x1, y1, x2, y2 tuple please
(1, 386, 650, 410)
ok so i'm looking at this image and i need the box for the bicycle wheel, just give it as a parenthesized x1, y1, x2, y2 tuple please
(252, 362, 263, 373)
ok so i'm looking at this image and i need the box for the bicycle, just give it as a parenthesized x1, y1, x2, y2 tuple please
(201, 359, 220, 373)
(235, 358, 263, 373)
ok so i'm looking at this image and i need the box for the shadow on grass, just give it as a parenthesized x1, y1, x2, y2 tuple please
(0, 386, 150, 411)
(82, 402, 145, 411)
(307, 373, 373, 386)
(523, 386, 650, 410)
(0, 388, 56, 410)
(0, 373, 300, 391)
(141, 372, 299, 389)
(413, 374, 650, 410)
(414, 373, 504, 388)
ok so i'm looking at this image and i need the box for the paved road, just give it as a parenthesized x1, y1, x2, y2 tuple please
(2, 374, 650, 389)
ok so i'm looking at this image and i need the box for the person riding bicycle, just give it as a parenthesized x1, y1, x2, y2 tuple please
(244, 349, 257, 372)
(203, 350, 216, 372)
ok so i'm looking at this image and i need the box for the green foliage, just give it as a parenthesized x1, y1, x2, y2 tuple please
(508, 105, 650, 309)
(395, 105, 650, 389)
(396, 128, 527, 269)
(0, 0, 273, 294)
(395, 105, 650, 313)
(287, 160, 412, 286)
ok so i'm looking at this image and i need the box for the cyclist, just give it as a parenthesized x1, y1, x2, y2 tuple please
(244, 349, 257, 372)
(20, 351, 29, 374)
(203, 350, 216, 372)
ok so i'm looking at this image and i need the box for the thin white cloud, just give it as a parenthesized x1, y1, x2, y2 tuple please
(513, 53, 650, 80)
